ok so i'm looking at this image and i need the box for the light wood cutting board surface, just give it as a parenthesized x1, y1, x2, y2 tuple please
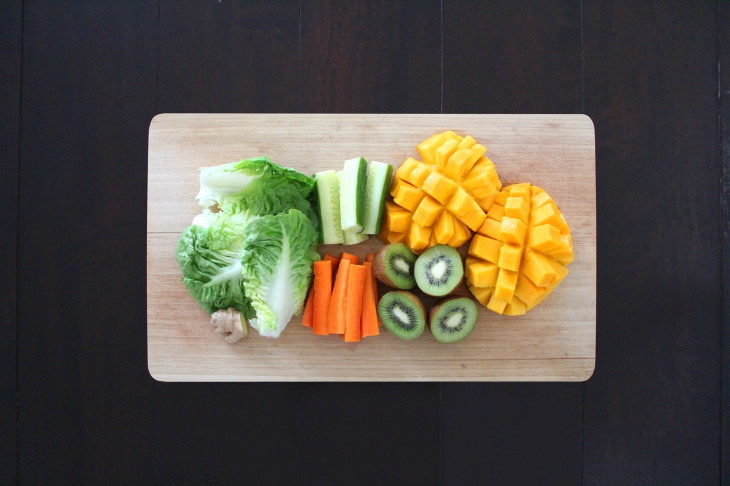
(147, 113, 596, 381)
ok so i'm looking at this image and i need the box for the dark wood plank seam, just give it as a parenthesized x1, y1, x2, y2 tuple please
(14, 2, 25, 484)
(716, 0, 730, 484)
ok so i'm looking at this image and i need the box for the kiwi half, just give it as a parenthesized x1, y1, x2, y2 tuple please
(414, 245, 464, 296)
(373, 243, 417, 289)
(429, 297, 479, 343)
(377, 290, 426, 340)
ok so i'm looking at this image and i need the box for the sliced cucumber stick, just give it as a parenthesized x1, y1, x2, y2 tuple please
(362, 161, 394, 234)
(315, 170, 344, 244)
(339, 156, 368, 233)
(343, 228, 369, 245)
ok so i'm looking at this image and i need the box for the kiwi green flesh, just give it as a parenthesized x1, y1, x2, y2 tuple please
(377, 290, 426, 340)
(373, 243, 416, 290)
(429, 297, 478, 343)
(414, 245, 464, 296)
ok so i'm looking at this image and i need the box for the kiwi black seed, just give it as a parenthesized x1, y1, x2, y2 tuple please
(373, 243, 417, 289)
(377, 290, 426, 340)
(414, 245, 464, 296)
(429, 297, 479, 344)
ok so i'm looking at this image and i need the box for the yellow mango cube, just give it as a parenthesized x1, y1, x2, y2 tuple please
(448, 218, 472, 247)
(497, 243, 523, 272)
(434, 212, 455, 244)
(417, 132, 448, 164)
(384, 201, 412, 234)
(478, 217, 503, 241)
(435, 138, 460, 170)
(465, 258, 499, 288)
(446, 187, 486, 231)
(421, 171, 458, 204)
(408, 222, 432, 253)
(392, 180, 425, 212)
(499, 217, 527, 245)
(395, 157, 421, 182)
(469, 285, 494, 308)
(513, 274, 546, 308)
(531, 201, 563, 228)
(521, 250, 557, 287)
(486, 295, 508, 314)
(412, 195, 443, 228)
(504, 195, 530, 223)
(494, 268, 518, 302)
(468, 234, 501, 263)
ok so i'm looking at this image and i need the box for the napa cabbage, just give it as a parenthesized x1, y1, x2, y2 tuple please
(176, 157, 319, 339)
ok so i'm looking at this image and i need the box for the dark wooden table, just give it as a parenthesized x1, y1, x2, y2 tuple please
(2, 1, 727, 484)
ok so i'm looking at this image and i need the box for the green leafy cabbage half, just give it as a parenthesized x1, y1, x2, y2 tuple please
(176, 157, 319, 338)
(176, 211, 255, 317)
(196, 156, 315, 213)
(240, 209, 319, 338)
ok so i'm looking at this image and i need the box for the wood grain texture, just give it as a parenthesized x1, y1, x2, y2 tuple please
(443, 0, 583, 115)
(300, 0, 441, 113)
(158, 0, 300, 113)
(721, 1, 730, 483)
(147, 113, 595, 381)
(0, 1, 21, 483)
(583, 1, 721, 484)
(154, 3, 302, 484)
(18, 2, 158, 483)
(440, 3, 585, 484)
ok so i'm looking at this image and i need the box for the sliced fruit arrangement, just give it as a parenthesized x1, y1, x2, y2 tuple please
(465, 183, 573, 315)
(314, 157, 393, 245)
(302, 252, 381, 342)
(380, 131, 503, 253)
(373, 243, 479, 343)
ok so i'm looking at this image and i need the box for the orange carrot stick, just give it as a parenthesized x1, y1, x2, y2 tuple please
(323, 253, 340, 275)
(344, 264, 367, 343)
(365, 253, 374, 263)
(360, 261, 380, 338)
(340, 252, 360, 265)
(302, 286, 315, 328)
(327, 259, 350, 334)
(312, 259, 333, 335)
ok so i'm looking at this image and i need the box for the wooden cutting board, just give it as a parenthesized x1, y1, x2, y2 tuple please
(147, 113, 596, 381)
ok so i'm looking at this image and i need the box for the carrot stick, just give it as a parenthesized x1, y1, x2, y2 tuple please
(365, 254, 382, 326)
(340, 252, 360, 265)
(323, 253, 340, 275)
(360, 261, 380, 338)
(327, 259, 350, 334)
(312, 259, 333, 335)
(302, 286, 315, 328)
(344, 264, 367, 343)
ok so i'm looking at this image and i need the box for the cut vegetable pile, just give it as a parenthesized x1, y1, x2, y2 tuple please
(177, 130, 575, 345)
(301, 253, 381, 342)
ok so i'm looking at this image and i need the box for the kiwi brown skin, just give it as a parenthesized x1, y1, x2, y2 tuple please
(373, 243, 416, 289)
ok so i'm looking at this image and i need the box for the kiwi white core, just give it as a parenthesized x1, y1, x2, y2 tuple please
(445, 312, 464, 328)
(394, 258, 410, 273)
(393, 305, 411, 325)
(431, 260, 448, 280)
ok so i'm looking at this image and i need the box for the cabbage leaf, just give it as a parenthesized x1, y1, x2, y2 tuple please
(240, 209, 319, 338)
